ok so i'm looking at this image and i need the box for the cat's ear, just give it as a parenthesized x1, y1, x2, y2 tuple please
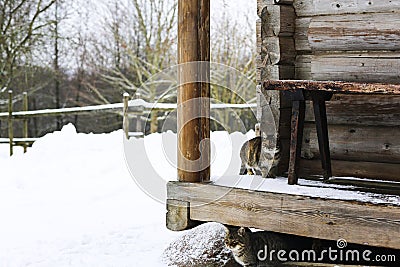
(238, 227, 246, 237)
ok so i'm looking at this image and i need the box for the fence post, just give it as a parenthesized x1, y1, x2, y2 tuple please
(8, 90, 13, 156)
(135, 92, 142, 133)
(123, 93, 130, 139)
(23, 92, 28, 153)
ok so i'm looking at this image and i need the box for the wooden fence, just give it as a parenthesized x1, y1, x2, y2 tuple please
(0, 91, 256, 156)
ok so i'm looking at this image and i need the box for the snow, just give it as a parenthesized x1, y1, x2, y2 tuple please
(0, 124, 177, 266)
(214, 176, 400, 206)
(1, 124, 398, 266)
(0, 124, 253, 266)
(162, 222, 232, 267)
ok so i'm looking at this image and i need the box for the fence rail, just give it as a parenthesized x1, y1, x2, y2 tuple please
(1, 91, 257, 156)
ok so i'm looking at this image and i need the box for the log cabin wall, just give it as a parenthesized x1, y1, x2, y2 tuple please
(257, 0, 400, 181)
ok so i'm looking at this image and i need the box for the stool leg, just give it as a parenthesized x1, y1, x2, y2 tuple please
(288, 100, 305, 185)
(312, 98, 332, 180)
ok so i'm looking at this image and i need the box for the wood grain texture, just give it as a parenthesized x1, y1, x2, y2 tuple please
(166, 199, 199, 231)
(304, 94, 400, 127)
(177, 0, 210, 182)
(293, 0, 400, 17)
(301, 123, 400, 163)
(311, 53, 400, 83)
(263, 80, 400, 95)
(299, 159, 400, 182)
(295, 17, 312, 51)
(308, 13, 400, 51)
(167, 182, 400, 249)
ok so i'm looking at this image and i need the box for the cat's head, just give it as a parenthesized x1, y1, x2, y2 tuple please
(224, 225, 251, 252)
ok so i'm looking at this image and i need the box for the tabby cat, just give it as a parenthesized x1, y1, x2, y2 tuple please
(224, 226, 314, 267)
(239, 124, 279, 177)
(239, 136, 262, 176)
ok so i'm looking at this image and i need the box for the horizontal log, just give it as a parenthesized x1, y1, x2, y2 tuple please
(299, 159, 400, 182)
(308, 13, 400, 51)
(263, 80, 400, 95)
(277, 95, 400, 128)
(293, 0, 400, 17)
(167, 182, 400, 249)
(305, 94, 400, 127)
(295, 53, 400, 83)
(311, 53, 400, 83)
(302, 123, 400, 163)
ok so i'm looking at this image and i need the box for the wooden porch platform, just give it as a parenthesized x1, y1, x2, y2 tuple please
(167, 177, 400, 250)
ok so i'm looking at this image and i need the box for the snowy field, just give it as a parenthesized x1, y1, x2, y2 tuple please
(1, 124, 399, 267)
(0, 125, 252, 267)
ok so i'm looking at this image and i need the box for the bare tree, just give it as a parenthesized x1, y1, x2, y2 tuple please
(85, 0, 177, 133)
(0, 0, 56, 90)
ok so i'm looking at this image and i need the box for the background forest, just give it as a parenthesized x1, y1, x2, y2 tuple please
(0, 0, 256, 137)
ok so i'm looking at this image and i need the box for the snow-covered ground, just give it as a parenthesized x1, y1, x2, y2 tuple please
(0, 125, 252, 267)
(1, 124, 399, 267)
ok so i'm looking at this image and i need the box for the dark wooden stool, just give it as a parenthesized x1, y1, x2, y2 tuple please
(263, 80, 400, 185)
(283, 89, 333, 185)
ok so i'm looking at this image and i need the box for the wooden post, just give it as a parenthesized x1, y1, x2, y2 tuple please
(135, 92, 142, 133)
(123, 93, 130, 140)
(23, 92, 28, 153)
(177, 0, 210, 183)
(8, 90, 13, 156)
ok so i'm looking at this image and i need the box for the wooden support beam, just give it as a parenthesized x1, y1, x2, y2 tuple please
(263, 80, 400, 95)
(168, 182, 400, 249)
(8, 90, 13, 156)
(22, 92, 28, 153)
(123, 93, 130, 140)
(166, 199, 199, 231)
(177, 0, 210, 183)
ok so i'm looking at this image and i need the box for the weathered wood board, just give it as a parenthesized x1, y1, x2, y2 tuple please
(308, 13, 400, 51)
(299, 159, 400, 182)
(260, 0, 400, 181)
(302, 123, 400, 163)
(293, 0, 400, 17)
(167, 182, 400, 249)
(311, 53, 400, 83)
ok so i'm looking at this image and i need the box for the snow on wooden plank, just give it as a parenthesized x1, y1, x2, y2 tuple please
(167, 181, 400, 249)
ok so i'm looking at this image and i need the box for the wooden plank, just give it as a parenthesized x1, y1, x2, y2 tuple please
(302, 123, 400, 163)
(293, 0, 400, 17)
(311, 53, 400, 83)
(263, 80, 400, 95)
(304, 94, 400, 127)
(167, 182, 400, 249)
(299, 159, 400, 182)
(308, 13, 400, 51)
(177, 0, 210, 182)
